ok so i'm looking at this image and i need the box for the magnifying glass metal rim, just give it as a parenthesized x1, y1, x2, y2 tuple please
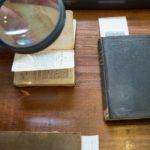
(0, 0, 66, 54)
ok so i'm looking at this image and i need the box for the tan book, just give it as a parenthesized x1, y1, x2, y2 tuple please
(0, 132, 99, 150)
(12, 11, 76, 87)
(0, 132, 81, 150)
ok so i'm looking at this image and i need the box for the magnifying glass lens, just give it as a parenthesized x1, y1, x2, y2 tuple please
(0, 0, 61, 49)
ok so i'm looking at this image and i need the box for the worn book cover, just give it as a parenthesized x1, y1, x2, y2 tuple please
(99, 35, 150, 120)
(0, 132, 81, 150)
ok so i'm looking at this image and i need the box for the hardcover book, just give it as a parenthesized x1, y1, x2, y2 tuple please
(99, 35, 150, 120)
(12, 11, 76, 87)
(0, 132, 99, 150)
(0, 132, 81, 150)
(64, 0, 150, 9)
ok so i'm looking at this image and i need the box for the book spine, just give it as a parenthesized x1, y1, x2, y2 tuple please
(98, 38, 110, 120)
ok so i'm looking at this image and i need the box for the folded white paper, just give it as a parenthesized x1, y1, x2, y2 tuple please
(12, 50, 74, 72)
(99, 16, 129, 37)
(81, 135, 99, 150)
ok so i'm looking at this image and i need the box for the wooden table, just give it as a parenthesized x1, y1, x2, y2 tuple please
(0, 10, 150, 150)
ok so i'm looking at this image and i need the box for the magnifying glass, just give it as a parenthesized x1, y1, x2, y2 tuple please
(0, 0, 66, 54)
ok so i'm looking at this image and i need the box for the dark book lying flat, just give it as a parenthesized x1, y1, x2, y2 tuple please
(99, 35, 150, 120)
(64, 0, 150, 9)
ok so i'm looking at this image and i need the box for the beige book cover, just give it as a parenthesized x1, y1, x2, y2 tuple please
(45, 10, 74, 50)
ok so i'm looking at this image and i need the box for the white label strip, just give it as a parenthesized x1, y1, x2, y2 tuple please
(81, 135, 99, 150)
(98, 16, 129, 37)
(12, 50, 74, 72)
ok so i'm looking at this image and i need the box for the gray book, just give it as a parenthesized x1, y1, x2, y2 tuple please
(99, 35, 150, 120)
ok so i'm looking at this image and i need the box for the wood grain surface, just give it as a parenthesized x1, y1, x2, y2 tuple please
(0, 10, 150, 150)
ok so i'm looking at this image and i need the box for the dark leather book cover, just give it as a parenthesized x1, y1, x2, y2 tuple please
(0, 132, 81, 150)
(99, 35, 150, 120)
(64, 0, 150, 9)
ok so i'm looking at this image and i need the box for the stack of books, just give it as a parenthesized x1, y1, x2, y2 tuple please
(12, 11, 76, 87)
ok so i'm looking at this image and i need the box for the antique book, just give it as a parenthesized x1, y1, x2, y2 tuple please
(12, 11, 76, 87)
(0, 132, 99, 150)
(64, 0, 150, 9)
(0, 132, 81, 150)
(99, 35, 150, 120)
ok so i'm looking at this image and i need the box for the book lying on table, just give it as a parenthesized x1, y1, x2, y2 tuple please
(98, 16, 150, 120)
(12, 11, 76, 87)
(0, 132, 99, 150)
(99, 35, 150, 120)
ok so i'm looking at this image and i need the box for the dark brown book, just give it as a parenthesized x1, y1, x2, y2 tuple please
(64, 0, 150, 9)
(0, 132, 81, 150)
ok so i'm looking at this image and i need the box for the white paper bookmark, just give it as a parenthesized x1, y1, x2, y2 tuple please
(81, 135, 99, 150)
(12, 50, 74, 72)
(98, 16, 129, 37)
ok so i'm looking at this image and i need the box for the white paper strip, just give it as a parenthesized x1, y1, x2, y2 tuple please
(98, 16, 129, 37)
(12, 50, 74, 72)
(81, 135, 99, 150)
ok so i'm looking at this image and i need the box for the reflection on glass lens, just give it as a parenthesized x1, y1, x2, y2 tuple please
(0, 0, 59, 48)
